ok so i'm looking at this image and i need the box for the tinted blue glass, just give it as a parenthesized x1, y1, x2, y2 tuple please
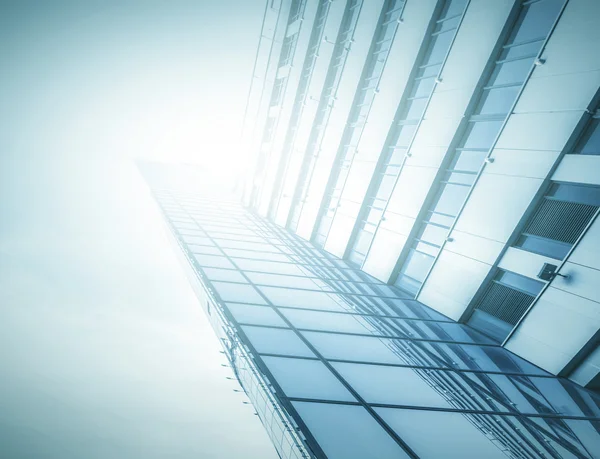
(550, 183, 600, 206)
(508, 0, 563, 45)
(489, 58, 533, 86)
(302, 331, 404, 365)
(577, 119, 600, 155)
(193, 254, 235, 269)
(475, 86, 520, 115)
(432, 182, 470, 216)
(517, 234, 571, 259)
(497, 271, 544, 296)
(262, 356, 355, 401)
(259, 286, 348, 311)
(333, 362, 453, 408)
(202, 267, 246, 282)
(282, 309, 378, 334)
(400, 249, 434, 283)
(461, 120, 503, 150)
(376, 408, 509, 458)
(292, 402, 411, 459)
(211, 281, 267, 304)
(226, 304, 287, 327)
(242, 326, 314, 357)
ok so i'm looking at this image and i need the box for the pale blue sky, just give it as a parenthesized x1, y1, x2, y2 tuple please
(0, 1, 278, 458)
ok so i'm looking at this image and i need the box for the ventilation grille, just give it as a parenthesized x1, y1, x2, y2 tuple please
(525, 200, 597, 244)
(474, 283, 534, 326)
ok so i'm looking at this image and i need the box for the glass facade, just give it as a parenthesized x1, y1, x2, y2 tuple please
(144, 168, 600, 459)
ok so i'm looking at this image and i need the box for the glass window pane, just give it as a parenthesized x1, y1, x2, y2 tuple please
(292, 402, 411, 459)
(576, 119, 600, 155)
(258, 286, 348, 311)
(400, 249, 435, 283)
(475, 86, 520, 115)
(203, 267, 246, 282)
(282, 309, 378, 334)
(211, 281, 267, 304)
(500, 40, 542, 60)
(508, 0, 563, 45)
(242, 326, 314, 357)
(193, 254, 235, 269)
(461, 120, 503, 150)
(333, 362, 453, 408)
(419, 224, 447, 246)
(226, 304, 287, 327)
(423, 31, 453, 65)
(517, 234, 572, 259)
(262, 356, 355, 401)
(488, 58, 533, 86)
(432, 182, 470, 216)
(302, 331, 404, 364)
(549, 183, 600, 206)
(450, 149, 487, 172)
(376, 408, 508, 458)
(497, 271, 544, 296)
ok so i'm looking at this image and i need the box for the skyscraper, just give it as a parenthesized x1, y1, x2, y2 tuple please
(140, 0, 600, 457)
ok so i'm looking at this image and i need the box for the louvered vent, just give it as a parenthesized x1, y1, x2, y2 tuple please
(474, 283, 534, 326)
(525, 200, 597, 244)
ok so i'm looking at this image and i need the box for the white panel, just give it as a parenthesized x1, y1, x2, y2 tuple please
(552, 154, 600, 186)
(568, 218, 600, 269)
(405, 146, 447, 168)
(498, 247, 561, 281)
(495, 112, 582, 152)
(445, 230, 505, 266)
(417, 251, 491, 321)
(552, 261, 600, 305)
(485, 149, 560, 179)
(514, 71, 600, 114)
(455, 174, 543, 243)
(506, 287, 600, 374)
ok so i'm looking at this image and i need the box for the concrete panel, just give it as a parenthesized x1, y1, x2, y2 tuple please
(515, 71, 600, 114)
(568, 218, 600, 269)
(455, 174, 543, 243)
(552, 154, 600, 186)
(495, 112, 583, 152)
(445, 230, 505, 266)
(498, 247, 561, 281)
(533, 0, 600, 78)
(506, 287, 600, 375)
(486, 149, 560, 179)
(552, 261, 600, 305)
(417, 250, 492, 321)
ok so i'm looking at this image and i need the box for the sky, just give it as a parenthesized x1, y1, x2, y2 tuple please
(0, 1, 279, 458)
